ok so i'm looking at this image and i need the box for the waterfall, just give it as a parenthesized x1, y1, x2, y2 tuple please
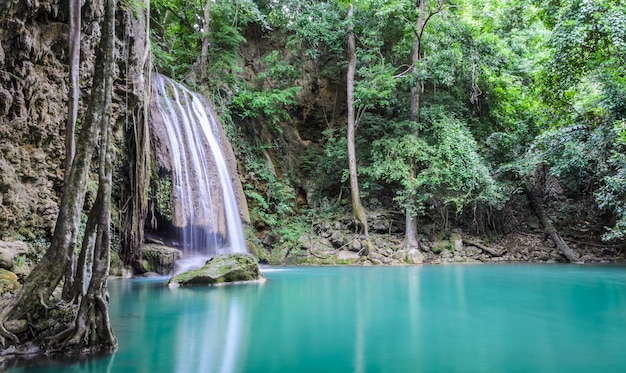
(152, 74, 247, 259)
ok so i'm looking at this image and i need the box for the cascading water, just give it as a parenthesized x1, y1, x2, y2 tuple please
(152, 74, 247, 264)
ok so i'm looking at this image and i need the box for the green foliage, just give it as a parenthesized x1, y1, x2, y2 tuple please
(151, 176, 173, 221)
(367, 109, 503, 217)
(233, 87, 300, 130)
(232, 50, 300, 132)
(595, 121, 626, 241)
(538, 0, 626, 121)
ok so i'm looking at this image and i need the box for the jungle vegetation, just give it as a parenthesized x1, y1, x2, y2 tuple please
(150, 0, 626, 253)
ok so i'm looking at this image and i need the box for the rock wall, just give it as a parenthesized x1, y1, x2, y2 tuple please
(0, 0, 150, 246)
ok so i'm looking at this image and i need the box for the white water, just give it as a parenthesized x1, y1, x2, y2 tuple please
(154, 74, 246, 260)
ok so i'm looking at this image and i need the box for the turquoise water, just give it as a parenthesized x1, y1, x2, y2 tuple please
(8, 264, 626, 372)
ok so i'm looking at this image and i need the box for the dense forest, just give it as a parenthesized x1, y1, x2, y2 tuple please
(0, 0, 625, 362)
(147, 0, 626, 262)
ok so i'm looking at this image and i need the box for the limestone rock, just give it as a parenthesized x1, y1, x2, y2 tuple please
(0, 268, 21, 295)
(142, 244, 183, 275)
(336, 250, 360, 262)
(406, 248, 424, 264)
(349, 238, 362, 252)
(168, 253, 264, 287)
(0, 240, 28, 271)
(0, 249, 13, 270)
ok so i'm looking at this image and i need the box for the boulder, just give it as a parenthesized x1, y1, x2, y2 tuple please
(0, 249, 13, 270)
(406, 248, 424, 264)
(0, 240, 28, 271)
(336, 250, 360, 262)
(142, 244, 183, 275)
(168, 253, 264, 287)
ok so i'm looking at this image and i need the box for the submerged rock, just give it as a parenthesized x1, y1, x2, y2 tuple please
(168, 253, 264, 287)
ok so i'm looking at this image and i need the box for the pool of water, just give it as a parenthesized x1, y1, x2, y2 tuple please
(8, 264, 626, 372)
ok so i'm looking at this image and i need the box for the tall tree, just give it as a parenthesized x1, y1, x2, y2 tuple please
(346, 1, 369, 235)
(404, 0, 444, 253)
(0, 0, 118, 354)
(198, 0, 212, 82)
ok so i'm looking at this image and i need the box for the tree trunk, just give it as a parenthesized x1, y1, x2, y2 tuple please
(346, 3, 369, 236)
(65, 0, 81, 181)
(67, 54, 117, 348)
(62, 0, 82, 302)
(0, 0, 117, 350)
(404, 0, 443, 253)
(526, 188, 580, 263)
(198, 0, 212, 82)
(404, 0, 427, 249)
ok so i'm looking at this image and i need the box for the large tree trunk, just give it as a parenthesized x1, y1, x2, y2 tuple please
(346, 3, 369, 236)
(0, 0, 117, 350)
(67, 61, 117, 349)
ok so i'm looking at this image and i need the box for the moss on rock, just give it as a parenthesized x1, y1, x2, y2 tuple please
(168, 253, 264, 286)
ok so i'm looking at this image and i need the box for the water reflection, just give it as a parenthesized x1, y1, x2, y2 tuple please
(8, 265, 626, 373)
(172, 287, 248, 373)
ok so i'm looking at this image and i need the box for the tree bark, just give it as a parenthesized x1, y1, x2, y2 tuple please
(526, 188, 580, 263)
(120, 0, 151, 269)
(346, 3, 369, 236)
(65, 0, 81, 181)
(404, 0, 443, 251)
(62, 0, 82, 302)
(0, 0, 118, 351)
(198, 0, 212, 82)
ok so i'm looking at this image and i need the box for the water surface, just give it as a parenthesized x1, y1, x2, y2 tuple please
(9, 264, 626, 372)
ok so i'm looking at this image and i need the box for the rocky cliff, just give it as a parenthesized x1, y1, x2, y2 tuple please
(0, 0, 150, 249)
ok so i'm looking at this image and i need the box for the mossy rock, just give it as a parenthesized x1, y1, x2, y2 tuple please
(0, 268, 21, 295)
(168, 253, 264, 287)
(109, 251, 125, 277)
(142, 244, 183, 275)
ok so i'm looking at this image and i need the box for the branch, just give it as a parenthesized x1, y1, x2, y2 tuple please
(463, 239, 506, 257)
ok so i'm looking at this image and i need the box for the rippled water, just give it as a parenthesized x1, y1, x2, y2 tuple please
(8, 264, 626, 372)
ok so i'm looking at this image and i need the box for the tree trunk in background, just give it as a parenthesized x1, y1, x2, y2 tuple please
(65, 0, 81, 182)
(405, 0, 427, 251)
(198, 0, 212, 82)
(62, 0, 82, 300)
(120, 0, 151, 270)
(346, 3, 369, 236)
(526, 186, 580, 263)
(0, 0, 117, 351)
(404, 0, 443, 253)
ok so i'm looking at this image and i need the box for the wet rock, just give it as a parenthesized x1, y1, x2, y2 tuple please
(142, 244, 183, 275)
(168, 253, 264, 287)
